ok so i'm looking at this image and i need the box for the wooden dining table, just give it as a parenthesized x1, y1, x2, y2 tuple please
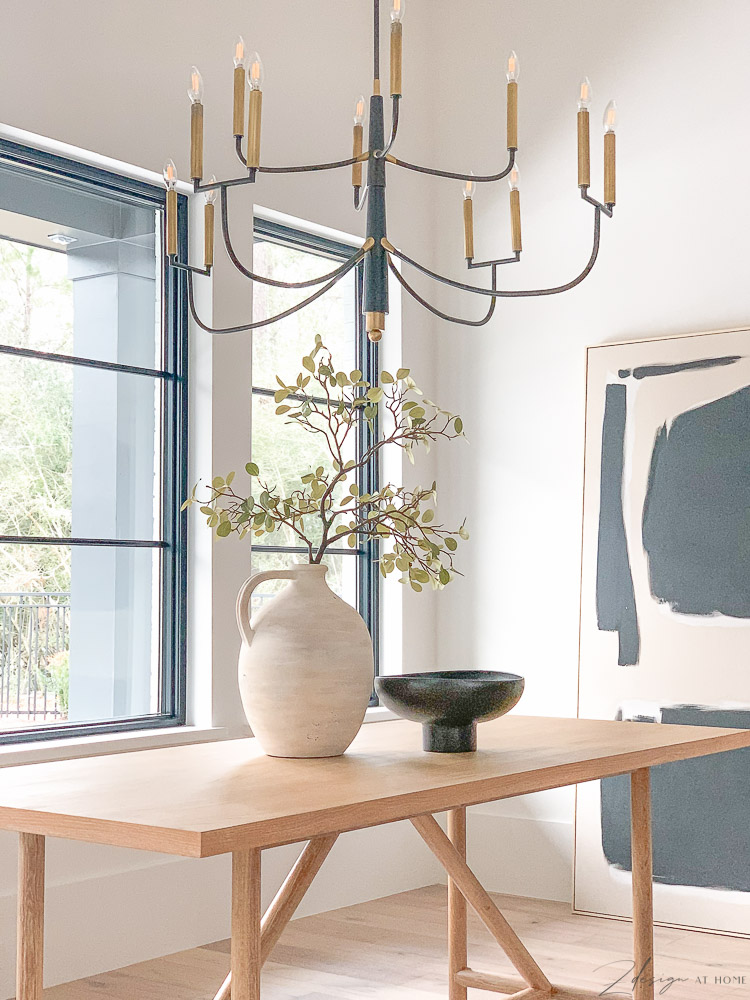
(1, 714, 749, 1000)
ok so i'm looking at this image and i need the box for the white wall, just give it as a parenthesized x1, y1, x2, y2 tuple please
(3, 0, 750, 991)
(0, 3, 444, 994)
(427, 0, 750, 897)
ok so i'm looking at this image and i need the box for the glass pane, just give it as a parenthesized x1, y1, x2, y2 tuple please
(0, 161, 161, 370)
(251, 393, 355, 548)
(0, 544, 161, 733)
(251, 238, 357, 390)
(249, 548, 358, 617)
(0, 353, 161, 542)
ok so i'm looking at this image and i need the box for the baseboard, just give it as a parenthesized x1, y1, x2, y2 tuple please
(460, 810, 575, 903)
(0, 820, 442, 999)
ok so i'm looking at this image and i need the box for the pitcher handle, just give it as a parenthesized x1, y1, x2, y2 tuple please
(236, 569, 298, 646)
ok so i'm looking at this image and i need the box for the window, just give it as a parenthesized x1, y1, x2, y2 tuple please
(251, 219, 380, 671)
(0, 140, 187, 743)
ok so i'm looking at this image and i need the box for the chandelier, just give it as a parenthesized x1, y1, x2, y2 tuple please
(163, 0, 617, 343)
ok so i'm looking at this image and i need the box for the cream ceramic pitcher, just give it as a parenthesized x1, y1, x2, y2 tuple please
(236, 563, 374, 757)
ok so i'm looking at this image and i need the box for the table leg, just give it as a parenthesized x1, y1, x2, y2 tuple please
(232, 848, 262, 1000)
(17, 833, 45, 1000)
(630, 768, 654, 1000)
(448, 807, 468, 1000)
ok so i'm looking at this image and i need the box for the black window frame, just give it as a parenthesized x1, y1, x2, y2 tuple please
(251, 218, 381, 677)
(0, 138, 188, 745)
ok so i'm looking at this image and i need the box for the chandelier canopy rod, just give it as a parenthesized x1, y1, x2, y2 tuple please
(165, 0, 618, 342)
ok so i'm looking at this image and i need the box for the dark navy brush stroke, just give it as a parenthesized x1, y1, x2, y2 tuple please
(596, 383, 640, 665)
(642, 385, 750, 617)
(627, 356, 741, 380)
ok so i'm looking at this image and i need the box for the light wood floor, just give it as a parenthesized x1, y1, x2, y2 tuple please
(45, 885, 750, 999)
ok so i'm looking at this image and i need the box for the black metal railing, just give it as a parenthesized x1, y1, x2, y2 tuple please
(0, 593, 69, 724)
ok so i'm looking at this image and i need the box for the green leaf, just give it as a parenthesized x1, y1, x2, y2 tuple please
(246, 462, 260, 477)
(180, 498, 192, 511)
(301, 473, 315, 484)
(367, 386, 384, 402)
(199, 506, 214, 516)
(422, 509, 434, 523)
(216, 521, 232, 538)
(397, 368, 410, 379)
(226, 471, 235, 486)
(380, 371, 394, 383)
(212, 476, 225, 490)
(445, 536, 458, 551)
(350, 369, 362, 382)
(302, 355, 315, 372)
(276, 405, 292, 415)
(347, 533, 357, 548)
(410, 581, 423, 593)
(439, 567, 450, 586)
(454, 417, 464, 434)
(274, 388, 290, 403)
(410, 406, 425, 420)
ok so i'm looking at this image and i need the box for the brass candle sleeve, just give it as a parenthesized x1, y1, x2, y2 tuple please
(190, 102, 204, 181)
(577, 109, 590, 187)
(510, 189, 522, 252)
(604, 131, 616, 206)
(390, 22, 403, 97)
(352, 123, 364, 188)
(233, 66, 245, 137)
(204, 202, 215, 269)
(506, 81, 518, 150)
(366, 311, 385, 343)
(247, 89, 263, 168)
(463, 198, 475, 260)
(166, 189, 178, 256)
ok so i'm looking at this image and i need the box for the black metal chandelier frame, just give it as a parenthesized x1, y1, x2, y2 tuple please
(168, 0, 615, 338)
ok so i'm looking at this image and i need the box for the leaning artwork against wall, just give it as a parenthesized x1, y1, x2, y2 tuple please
(575, 328, 750, 936)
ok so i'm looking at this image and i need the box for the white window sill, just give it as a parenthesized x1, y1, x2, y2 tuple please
(0, 706, 397, 768)
(0, 725, 230, 768)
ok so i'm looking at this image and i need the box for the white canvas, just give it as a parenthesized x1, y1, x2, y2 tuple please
(575, 328, 750, 936)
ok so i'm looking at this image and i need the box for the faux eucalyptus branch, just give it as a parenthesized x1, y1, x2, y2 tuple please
(184, 337, 469, 591)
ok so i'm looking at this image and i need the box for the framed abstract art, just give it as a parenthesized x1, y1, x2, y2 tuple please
(575, 328, 750, 936)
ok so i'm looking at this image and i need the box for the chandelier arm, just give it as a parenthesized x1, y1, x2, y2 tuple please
(258, 155, 367, 174)
(386, 148, 516, 184)
(219, 188, 372, 288)
(388, 208, 602, 298)
(195, 157, 368, 195)
(234, 136, 248, 168)
(374, 97, 401, 159)
(355, 183, 370, 213)
(387, 256, 498, 327)
(187, 256, 361, 335)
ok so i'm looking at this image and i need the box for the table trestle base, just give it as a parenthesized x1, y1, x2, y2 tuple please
(214, 832, 338, 1000)
(455, 968, 609, 999)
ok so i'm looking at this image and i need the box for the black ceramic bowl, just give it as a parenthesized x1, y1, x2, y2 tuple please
(374, 670, 525, 753)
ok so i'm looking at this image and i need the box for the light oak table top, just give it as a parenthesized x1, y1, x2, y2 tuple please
(0, 715, 748, 858)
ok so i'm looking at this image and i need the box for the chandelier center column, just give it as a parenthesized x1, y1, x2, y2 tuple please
(364, 92, 388, 343)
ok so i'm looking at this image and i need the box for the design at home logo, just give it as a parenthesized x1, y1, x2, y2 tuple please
(596, 959, 748, 996)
